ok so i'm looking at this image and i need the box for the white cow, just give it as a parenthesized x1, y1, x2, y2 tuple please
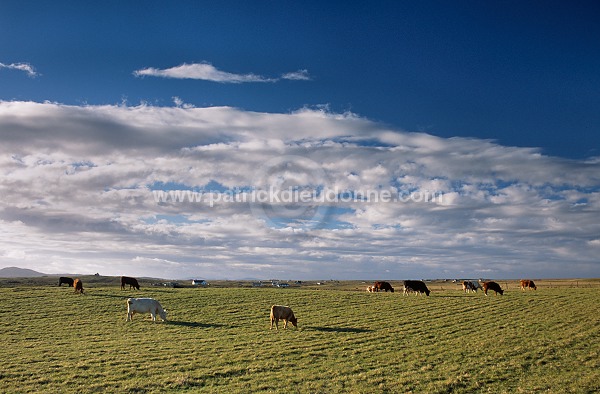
(126, 298, 167, 322)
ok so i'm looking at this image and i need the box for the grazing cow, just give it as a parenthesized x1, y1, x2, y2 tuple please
(366, 286, 374, 292)
(121, 276, 140, 290)
(73, 278, 84, 294)
(58, 277, 74, 287)
(403, 280, 430, 296)
(482, 281, 504, 296)
(270, 305, 298, 330)
(462, 281, 474, 293)
(520, 279, 537, 290)
(126, 298, 167, 322)
(462, 281, 480, 293)
(373, 281, 394, 292)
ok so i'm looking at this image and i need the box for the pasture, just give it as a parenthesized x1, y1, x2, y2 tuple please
(0, 279, 599, 393)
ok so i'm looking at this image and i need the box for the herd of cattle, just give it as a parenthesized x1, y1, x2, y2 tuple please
(58, 275, 141, 293)
(59, 276, 167, 322)
(57, 275, 538, 327)
(366, 279, 538, 296)
(270, 278, 539, 330)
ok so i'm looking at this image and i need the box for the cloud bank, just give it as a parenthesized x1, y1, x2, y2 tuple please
(133, 62, 310, 83)
(1, 101, 599, 280)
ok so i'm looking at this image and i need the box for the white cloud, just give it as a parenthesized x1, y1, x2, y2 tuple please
(0, 62, 39, 77)
(172, 96, 195, 109)
(1, 100, 599, 279)
(281, 69, 311, 81)
(133, 62, 274, 83)
(133, 62, 311, 83)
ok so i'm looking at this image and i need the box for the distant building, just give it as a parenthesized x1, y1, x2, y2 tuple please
(192, 280, 208, 286)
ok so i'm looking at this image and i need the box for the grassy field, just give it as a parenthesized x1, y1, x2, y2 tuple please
(0, 279, 599, 393)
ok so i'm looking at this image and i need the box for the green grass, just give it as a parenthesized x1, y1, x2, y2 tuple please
(0, 282, 599, 393)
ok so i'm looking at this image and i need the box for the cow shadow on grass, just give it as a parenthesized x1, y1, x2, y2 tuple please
(166, 320, 233, 329)
(432, 294, 474, 298)
(305, 326, 372, 333)
(88, 293, 130, 299)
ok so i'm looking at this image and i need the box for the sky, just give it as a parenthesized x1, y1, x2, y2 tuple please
(1, 1, 599, 280)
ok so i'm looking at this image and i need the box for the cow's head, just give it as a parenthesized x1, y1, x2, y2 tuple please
(160, 309, 168, 321)
(290, 316, 298, 328)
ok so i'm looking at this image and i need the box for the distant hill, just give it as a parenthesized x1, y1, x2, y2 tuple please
(0, 267, 46, 278)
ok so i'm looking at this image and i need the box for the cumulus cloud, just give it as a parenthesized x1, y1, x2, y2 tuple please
(0, 62, 38, 77)
(133, 62, 311, 83)
(1, 100, 599, 279)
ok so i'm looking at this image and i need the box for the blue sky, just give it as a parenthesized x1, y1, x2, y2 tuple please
(1, 1, 599, 280)
(3, 1, 600, 157)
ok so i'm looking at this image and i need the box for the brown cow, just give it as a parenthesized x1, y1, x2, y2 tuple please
(270, 305, 298, 330)
(520, 279, 537, 290)
(121, 276, 140, 290)
(373, 281, 394, 292)
(73, 278, 84, 294)
(482, 281, 503, 296)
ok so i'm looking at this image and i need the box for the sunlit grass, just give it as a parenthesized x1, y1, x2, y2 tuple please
(0, 283, 598, 393)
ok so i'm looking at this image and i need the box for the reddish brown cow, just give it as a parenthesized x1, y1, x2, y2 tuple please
(520, 279, 537, 290)
(121, 276, 140, 290)
(482, 281, 503, 296)
(373, 281, 394, 292)
(73, 278, 84, 294)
